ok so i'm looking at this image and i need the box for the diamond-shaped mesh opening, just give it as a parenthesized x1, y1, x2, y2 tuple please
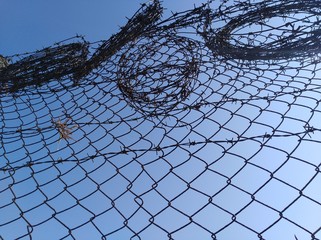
(1, 0, 321, 239)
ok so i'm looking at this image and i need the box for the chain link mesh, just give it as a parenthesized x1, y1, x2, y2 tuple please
(1, 0, 321, 239)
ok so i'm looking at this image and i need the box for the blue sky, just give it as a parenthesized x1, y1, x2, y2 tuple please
(0, 1, 321, 240)
(0, 1, 215, 239)
(0, 0, 205, 55)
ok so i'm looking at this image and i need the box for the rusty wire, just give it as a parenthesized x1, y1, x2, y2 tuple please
(1, 0, 321, 239)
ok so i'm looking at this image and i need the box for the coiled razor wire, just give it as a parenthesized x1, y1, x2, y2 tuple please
(1, 0, 321, 239)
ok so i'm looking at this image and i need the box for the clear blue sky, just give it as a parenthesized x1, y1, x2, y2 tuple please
(0, 1, 320, 240)
(0, 0, 205, 55)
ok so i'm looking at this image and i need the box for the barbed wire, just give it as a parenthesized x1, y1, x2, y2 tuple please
(0, 0, 321, 239)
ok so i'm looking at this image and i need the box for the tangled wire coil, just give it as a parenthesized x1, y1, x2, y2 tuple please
(117, 34, 201, 116)
(204, 0, 321, 61)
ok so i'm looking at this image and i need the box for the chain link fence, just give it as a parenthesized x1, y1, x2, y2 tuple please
(1, 0, 321, 239)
